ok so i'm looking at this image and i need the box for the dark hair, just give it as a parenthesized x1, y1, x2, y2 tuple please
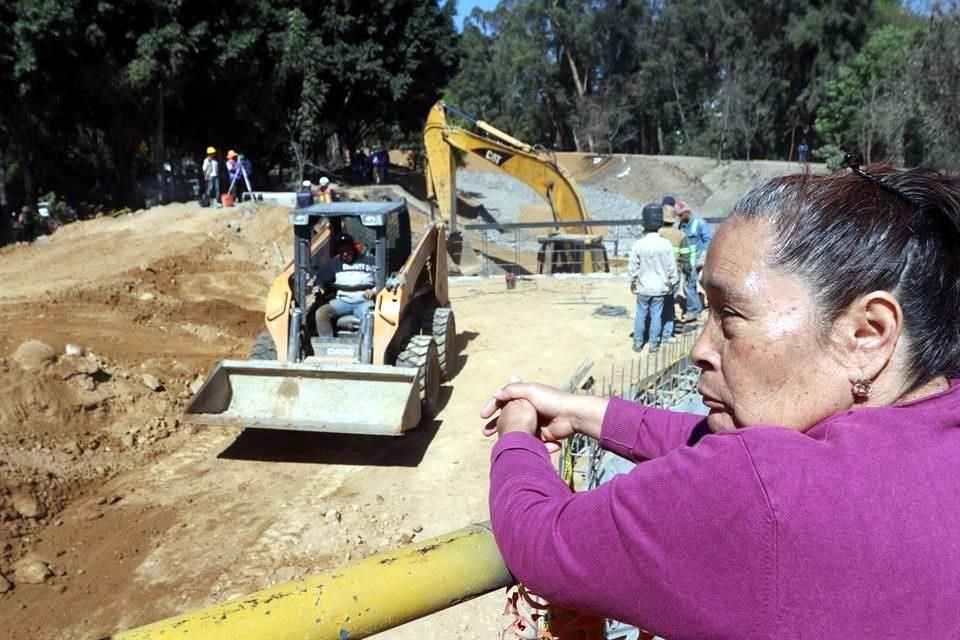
(732, 165, 960, 389)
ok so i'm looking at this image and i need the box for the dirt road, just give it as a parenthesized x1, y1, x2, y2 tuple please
(0, 202, 644, 638)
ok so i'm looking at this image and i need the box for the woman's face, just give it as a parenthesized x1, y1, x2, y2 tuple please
(693, 217, 852, 432)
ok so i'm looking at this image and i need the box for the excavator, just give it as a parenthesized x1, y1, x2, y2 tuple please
(423, 101, 609, 274)
(184, 200, 456, 436)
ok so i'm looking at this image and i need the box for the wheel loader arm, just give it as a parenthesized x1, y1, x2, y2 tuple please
(372, 223, 448, 365)
(423, 101, 591, 235)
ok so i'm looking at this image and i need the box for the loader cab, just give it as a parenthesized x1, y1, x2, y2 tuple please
(287, 201, 412, 364)
(324, 208, 412, 274)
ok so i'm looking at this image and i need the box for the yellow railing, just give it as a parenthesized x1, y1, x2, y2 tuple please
(110, 522, 513, 640)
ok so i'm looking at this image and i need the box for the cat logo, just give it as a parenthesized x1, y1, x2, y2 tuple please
(485, 150, 504, 165)
(472, 148, 513, 166)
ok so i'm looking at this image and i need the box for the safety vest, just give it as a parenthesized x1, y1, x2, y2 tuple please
(660, 227, 695, 274)
(316, 188, 333, 203)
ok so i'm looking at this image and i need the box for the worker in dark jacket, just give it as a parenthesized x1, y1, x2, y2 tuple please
(313, 233, 378, 337)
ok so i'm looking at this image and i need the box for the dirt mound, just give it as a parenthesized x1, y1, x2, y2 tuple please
(584, 155, 713, 209)
(0, 201, 284, 612)
(0, 343, 194, 585)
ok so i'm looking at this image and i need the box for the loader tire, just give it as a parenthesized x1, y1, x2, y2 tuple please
(396, 335, 441, 420)
(250, 331, 277, 360)
(423, 307, 456, 381)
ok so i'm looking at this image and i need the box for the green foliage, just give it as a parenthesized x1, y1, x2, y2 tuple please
(0, 0, 458, 207)
(815, 25, 917, 163)
(813, 143, 847, 170)
(39, 191, 76, 223)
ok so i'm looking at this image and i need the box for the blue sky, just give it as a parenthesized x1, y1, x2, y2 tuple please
(455, 0, 499, 30)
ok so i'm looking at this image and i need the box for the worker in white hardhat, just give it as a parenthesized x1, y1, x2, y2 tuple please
(296, 180, 314, 209)
(315, 176, 335, 203)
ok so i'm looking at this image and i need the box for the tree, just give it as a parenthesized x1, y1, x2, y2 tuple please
(914, 3, 960, 168)
(815, 25, 917, 164)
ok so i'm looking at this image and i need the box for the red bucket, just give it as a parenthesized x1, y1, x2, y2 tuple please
(221, 193, 235, 207)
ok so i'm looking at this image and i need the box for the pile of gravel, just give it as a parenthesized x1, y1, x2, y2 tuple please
(456, 169, 647, 252)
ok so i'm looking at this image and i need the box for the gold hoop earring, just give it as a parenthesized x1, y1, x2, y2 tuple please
(852, 377, 872, 399)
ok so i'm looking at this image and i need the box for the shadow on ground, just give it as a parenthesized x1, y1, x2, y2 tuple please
(216, 407, 447, 467)
(216, 384, 457, 466)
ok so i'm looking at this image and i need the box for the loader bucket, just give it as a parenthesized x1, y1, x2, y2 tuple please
(183, 360, 422, 436)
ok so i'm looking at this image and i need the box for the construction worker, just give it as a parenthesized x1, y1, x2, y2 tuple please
(16, 205, 36, 243)
(314, 176, 335, 203)
(297, 180, 314, 208)
(202, 146, 219, 206)
(658, 203, 693, 343)
(313, 233, 377, 338)
(627, 203, 678, 353)
(225, 150, 243, 199)
(673, 198, 712, 322)
(371, 147, 388, 184)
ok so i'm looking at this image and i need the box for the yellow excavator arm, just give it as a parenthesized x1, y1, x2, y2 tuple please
(423, 101, 592, 235)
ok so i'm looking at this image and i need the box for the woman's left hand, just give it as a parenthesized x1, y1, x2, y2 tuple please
(489, 398, 539, 439)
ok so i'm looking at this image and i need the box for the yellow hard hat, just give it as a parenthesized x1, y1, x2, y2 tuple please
(206, 146, 216, 155)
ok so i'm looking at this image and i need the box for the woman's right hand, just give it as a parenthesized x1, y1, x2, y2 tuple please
(481, 381, 608, 444)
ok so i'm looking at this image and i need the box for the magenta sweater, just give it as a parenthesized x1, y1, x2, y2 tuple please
(489, 382, 960, 638)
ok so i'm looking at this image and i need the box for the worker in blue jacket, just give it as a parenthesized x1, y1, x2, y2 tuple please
(669, 197, 712, 321)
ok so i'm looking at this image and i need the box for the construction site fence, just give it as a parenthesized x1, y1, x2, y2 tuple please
(560, 327, 702, 492)
(464, 219, 645, 277)
(111, 332, 704, 640)
(463, 220, 643, 276)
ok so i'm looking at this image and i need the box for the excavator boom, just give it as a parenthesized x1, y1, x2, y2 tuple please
(424, 101, 591, 235)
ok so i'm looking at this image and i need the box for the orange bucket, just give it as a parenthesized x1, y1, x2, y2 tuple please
(221, 193, 235, 207)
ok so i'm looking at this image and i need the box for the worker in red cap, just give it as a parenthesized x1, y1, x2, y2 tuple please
(672, 198, 712, 322)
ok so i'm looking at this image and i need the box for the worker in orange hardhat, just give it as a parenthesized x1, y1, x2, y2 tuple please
(202, 146, 219, 205)
(225, 150, 242, 197)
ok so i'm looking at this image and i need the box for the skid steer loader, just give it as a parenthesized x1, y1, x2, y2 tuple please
(184, 200, 457, 436)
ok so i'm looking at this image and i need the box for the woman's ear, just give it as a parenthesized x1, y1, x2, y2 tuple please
(841, 291, 903, 381)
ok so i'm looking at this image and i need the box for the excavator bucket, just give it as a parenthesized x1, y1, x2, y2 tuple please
(183, 360, 422, 436)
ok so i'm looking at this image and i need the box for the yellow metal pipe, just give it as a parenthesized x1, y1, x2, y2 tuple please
(110, 522, 513, 640)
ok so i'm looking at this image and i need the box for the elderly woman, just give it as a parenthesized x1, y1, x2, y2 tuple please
(482, 164, 960, 638)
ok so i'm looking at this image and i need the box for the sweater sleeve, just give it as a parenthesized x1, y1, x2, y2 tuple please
(489, 431, 775, 639)
(600, 397, 707, 461)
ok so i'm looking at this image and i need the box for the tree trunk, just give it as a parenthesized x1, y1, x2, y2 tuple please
(565, 51, 593, 152)
(23, 153, 34, 204)
(717, 95, 729, 165)
(788, 123, 797, 163)
(670, 70, 689, 147)
(154, 85, 165, 205)
(0, 147, 6, 208)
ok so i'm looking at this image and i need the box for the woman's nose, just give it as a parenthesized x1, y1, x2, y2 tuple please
(690, 320, 719, 371)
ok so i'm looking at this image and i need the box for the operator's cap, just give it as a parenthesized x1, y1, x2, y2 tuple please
(675, 200, 691, 214)
(334, 232, 354, 248)
(661, 195, 676, 207)
(227, 149, 238, 159)
(319, 176, 330, 187)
